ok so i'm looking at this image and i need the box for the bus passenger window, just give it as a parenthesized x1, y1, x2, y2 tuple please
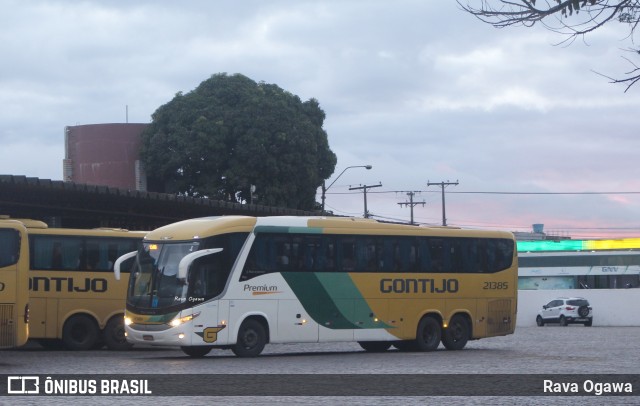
(85, 243, 100, 270)
(51, 242, 63, 269)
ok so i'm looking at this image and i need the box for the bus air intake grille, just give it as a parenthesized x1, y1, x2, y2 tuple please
(0, 304, 16, 348)
(487, 299, 512, 336)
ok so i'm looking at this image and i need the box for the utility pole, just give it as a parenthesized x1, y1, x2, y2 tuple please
(321, 165, 372, 214)
(427, 180, 458, 226)
(397, 191, 425, 225)
(349, 182, 382, 218)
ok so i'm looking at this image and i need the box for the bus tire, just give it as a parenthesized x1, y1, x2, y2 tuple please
(104, 315, 133, 351)
(413, 316, 441, 352)
(181, 346, 213, 358)
(358, 341, 392, 352)
(232, 319, 267, 357)
(62, 314, 100, 351)
(441, 315, 469, 350)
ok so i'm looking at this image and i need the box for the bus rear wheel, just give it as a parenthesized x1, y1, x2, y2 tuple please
(441, 315, 469, 350)
(358, 341, 392, 352)
(62, 314, 99, 351)
(181, 346, 213, 358)
(413, 316, 441, 352)
(104, 315, 133, 351)
(232, 319, 267, 357)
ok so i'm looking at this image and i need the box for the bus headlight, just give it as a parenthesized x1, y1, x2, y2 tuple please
(169, 312, 201, 327)
(124, 316, 133, 326)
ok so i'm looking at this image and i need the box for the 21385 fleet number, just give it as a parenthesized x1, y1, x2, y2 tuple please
(483, 281, 509, 290)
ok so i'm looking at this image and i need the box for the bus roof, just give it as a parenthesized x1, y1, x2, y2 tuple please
(143, 216, 514, 241)
(144, 216, 258, 241)
(26, 227, 147, 238)
(0, 216, 48, 229)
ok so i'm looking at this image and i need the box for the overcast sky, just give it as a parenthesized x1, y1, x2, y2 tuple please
(2, 0, 639, 238)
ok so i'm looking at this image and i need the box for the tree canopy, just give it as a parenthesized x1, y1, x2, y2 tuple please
(140, 73, 337, 210)
(458, 0, 640, 91)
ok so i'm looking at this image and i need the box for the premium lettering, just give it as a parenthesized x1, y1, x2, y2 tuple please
(243, 284, 278, 292)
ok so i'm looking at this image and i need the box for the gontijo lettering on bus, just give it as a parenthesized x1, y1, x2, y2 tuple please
(379, 278, 459, 293)
(29, 277, 108, 293)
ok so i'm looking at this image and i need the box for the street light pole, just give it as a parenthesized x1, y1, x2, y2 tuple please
(321, 165, 372, 214)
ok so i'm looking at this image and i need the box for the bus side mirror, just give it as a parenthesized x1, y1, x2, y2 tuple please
(113, 251, 137, 281)
(177, 248, 224, 281)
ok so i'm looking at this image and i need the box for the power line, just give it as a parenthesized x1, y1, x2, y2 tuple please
(321, 190, 640, 195)
(448, 191, 640, 195)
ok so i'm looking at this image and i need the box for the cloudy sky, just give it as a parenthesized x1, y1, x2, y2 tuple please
(2, 0, 639, 238)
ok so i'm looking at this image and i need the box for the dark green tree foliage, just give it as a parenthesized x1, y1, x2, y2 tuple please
(141, 73, 337, 210)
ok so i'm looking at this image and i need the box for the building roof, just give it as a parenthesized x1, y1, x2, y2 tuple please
(0, 175, 316, 230)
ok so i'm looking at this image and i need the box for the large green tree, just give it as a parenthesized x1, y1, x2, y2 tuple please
(459, 1, 640, 91)
(140, 73, 337, 210)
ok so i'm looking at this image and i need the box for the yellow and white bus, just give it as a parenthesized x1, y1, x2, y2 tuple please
(2, 217, 145, 350)
(118, 216, 517, 357)
(0, 218, 30, 348)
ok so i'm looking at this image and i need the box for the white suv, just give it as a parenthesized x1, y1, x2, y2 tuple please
(536, 297, 593, 327)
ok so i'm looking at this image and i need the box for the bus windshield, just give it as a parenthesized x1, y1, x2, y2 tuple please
(128, 241, 235, 311)
(0, 229, 20, 267)
(128, 242, 200, 310)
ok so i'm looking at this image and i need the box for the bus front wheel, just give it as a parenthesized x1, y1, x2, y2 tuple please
(62, 314, 99, 351)
(441, 315, 469, 350)
(104, 315, 133, 351)
(232, 319, 267, 357)
(413, 316, 441, 352)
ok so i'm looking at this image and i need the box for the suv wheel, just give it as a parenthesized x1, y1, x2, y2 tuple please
(559, 315, 568, 327)
(536, 316, 544, 327)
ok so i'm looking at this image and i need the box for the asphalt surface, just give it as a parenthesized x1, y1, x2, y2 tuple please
(2, 326, 638, 405)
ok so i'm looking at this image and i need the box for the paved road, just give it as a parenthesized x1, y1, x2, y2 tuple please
(4, 326, 639, 374)
(2, 326, 638, 404)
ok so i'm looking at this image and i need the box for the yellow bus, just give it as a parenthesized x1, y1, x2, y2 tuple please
(118, 216, 517, 357)
(3, 217, 145, 350)
(0, 218, 30, 348)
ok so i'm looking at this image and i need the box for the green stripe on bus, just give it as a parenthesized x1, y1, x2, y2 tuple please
(315, 273, 391, 329)
(281, 273, 390, 329)
(281, 272, 358, 329)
